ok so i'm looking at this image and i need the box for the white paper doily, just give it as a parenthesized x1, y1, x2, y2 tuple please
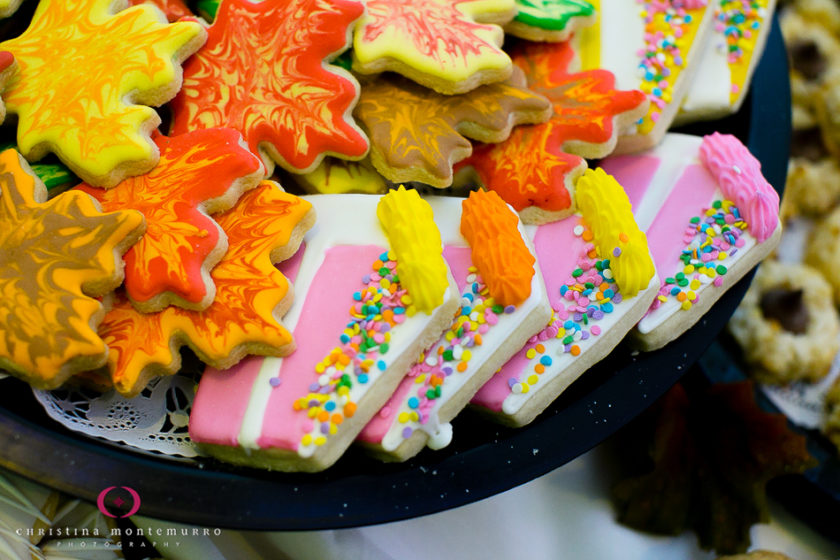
(33, 375, 202, 458)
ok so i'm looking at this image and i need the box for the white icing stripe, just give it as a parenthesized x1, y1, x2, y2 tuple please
(681, 22, 734, 113)
(237, 356, 284, 449)
(596, 0, 646, 91)
(632, 147, 694, 231)
(377, 211, 549, 452)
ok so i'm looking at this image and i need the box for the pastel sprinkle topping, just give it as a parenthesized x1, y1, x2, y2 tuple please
(294, 251, 412, 448)
(506, 221, 625, 396)
(651, 199, 747, 312)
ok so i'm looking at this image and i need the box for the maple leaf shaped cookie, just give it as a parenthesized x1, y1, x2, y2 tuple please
(354, 66, 552, 188)
(456, 39, 649, 224)
(353, 0, 517, 94)
(0, 0, 206, 188)
(169, 0, 369, 176)
(0, 149, 145, 389)
(98, 182, 315, 397)
(505, 0, 596, 42)
(75, 129, 265, 313)
(128, 0, 192, 22)
(0, 50, 15, 124)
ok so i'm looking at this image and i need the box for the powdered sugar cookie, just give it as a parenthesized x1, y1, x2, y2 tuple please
(456, 38, 648, 224)
(0, 0, 206, 187)
(75, 129, 265, 312)
(354, 67, 552, 188)
(825, 375, 840, 453)
(782, 152, 840, 220)
(600, 133, 782, 351)
(0, 149, 145, 389)
(352, 0, 517, 95)
(573, 0, 715, 152)
(805, 205, 840, 305)
(190, 188, 460, 472)
(98, 182, 314, 397)
(169, 0, 368, 176)
(504, 0, 596, 42)
(358, 191, 551, 460)
(729, 259, 839, 384)
(678, 0, 778, 122)
(472, 167, 659, 427)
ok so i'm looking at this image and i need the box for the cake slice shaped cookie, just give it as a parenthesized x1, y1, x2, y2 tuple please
(572, 0, 715, 153)
(190, 188, 460, 472)
(678, 0, 778, 122)
(471, 167, 659, 427)
(599, 132, 782, 351)
(357, 191, 552, 461)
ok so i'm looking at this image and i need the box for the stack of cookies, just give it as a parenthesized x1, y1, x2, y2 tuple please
(0, 0, 784, 472)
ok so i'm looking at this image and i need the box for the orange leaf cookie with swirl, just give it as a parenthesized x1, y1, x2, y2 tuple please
(75, 129, 265, 313)
(0, 0, 206, 187)
(353, 0, 517, 94)
(456, 39, 648, 225)
(97, 182, 315, 397)
(0, 149, 145, 390)
(169, 0, 369, 176)
(355, 66, 552, 188)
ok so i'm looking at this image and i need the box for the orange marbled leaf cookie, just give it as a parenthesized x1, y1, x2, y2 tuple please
(0, 149, 145, 390)
(456, 39, 649, 224)
(0, 0, 206, 187)
(354, 66, 552, 188)
(75, 129, 265, 313)
(98, 182, 315, 397)
(169, 0, 369, 176)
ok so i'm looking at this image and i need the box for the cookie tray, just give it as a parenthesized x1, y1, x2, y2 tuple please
(0, 15, 790, 531)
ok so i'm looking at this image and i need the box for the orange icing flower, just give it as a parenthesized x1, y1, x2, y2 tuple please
(0, 149, 145, 389)
(99, 182, 316, 397)
(460, 190, 535, 305)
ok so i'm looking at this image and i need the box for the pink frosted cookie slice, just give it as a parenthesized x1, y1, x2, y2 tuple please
(189, 192, 460, 472)
(357, 192, 551, 460)
(471, 168, 658, 427)
(599, 132, 782, 351)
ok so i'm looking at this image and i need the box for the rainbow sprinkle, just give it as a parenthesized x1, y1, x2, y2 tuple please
(293, 251, 414, 448)
(651, 199, 747, 312)
(390, 266, 510, 440)
(636, 0, 708, 131)
(507, 222, 623, 396)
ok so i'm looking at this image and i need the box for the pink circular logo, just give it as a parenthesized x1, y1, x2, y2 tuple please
(96, 486, 141, 518)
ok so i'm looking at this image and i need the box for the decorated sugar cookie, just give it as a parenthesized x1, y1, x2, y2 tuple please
(75, 129, 265, 313)
(289, 157, 390, 195)
(352, 0, 517, 95)
(505, 0, 596, 42)
(0, 50, 16, 123)
(128, 0, 192, 21)
(169, 0, 369, 176)
(0, 0, 22, 18)
(573, 0, 715, 152)
(456, 39, 648, 224)
(0, 141, 77, 192)
(678, 0, 777, 122)
(355, 67, 552, 188)
(98, 182, 315, 397)
(471, 167, 658, 426)
(358, 191, 552, 461)
(0, 149, 145, 390)
(0, 0, 206, 188)
(600, 133, 782, 350)
(190, 189, 461, 472)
